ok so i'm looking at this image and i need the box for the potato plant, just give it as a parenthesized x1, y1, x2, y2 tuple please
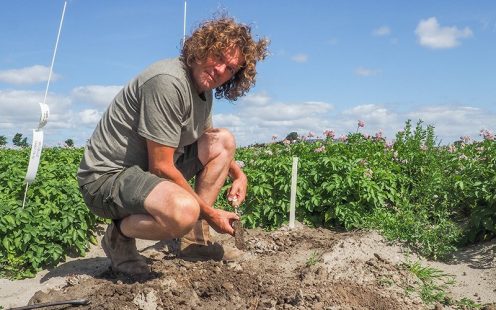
(0, 147, 100, 279)
(220, 120, 496, 259)
(1, 120, 495, 278)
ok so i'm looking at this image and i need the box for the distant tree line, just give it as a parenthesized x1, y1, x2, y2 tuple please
(0, 133, 74, 148)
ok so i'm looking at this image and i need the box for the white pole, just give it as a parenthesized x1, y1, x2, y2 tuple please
(43, 1, 67, 105)
(182, 0, 187, 46)
(289, 156, 298, 228)
(22, 1, 66, 208)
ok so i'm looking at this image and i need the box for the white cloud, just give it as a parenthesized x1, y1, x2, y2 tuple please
(214, 96, 335, 145)
(71, 85, 122, 106)
(343, 104, 398, 130)
(415, 17, 473, 49)
(373, 26, 391, 36)
(408, 106, 478, 124)
(0, 89, 101, 146)
(79, 109, 103, 124)
(215, 93, 496, 146)
(355, 67, 380, 77)
(213, 113, 242, 127)
(0, 90, 53, 124)
(0, 65, 59, 84)
(3, 88, 494, 148)
(291, 53, 308, 63)
(240, 100, 333, 121)
(240, 92, 271, 106)
(406, 106, 495, 142)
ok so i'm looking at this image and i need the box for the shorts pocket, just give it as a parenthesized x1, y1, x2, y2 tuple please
(80, 182, 113, 219)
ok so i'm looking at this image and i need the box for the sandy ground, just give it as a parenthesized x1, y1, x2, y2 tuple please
(1, 224, 495, 309)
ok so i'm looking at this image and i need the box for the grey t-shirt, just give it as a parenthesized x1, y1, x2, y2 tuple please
(77, 57, 212, 186)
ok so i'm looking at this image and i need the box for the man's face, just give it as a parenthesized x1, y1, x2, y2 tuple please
(190, 45, 244, 93)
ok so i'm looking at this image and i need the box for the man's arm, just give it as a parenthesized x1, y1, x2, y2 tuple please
(227, 160, 248, 205)
(146, 139, 237, 235)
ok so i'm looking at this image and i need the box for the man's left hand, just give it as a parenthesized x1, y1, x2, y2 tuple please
(227, 173, 247, 207)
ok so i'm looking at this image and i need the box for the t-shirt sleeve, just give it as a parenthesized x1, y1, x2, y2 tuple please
(137, 75, 188, 148)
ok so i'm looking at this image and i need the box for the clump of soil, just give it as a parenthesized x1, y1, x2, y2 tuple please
(232, 219, 245, 250)
(26, 223, 432, 310)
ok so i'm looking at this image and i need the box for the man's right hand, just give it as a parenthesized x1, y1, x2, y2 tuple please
(204, 208, 239, 236)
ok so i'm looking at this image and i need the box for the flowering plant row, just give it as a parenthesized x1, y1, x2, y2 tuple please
(218, 120, 496, 259)
(0, 119, 494, 278)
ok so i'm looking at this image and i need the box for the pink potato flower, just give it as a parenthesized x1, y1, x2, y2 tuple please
(374, 130, 383, 140)
(338, 135, 348, 142)
(356, 120, 365, 133)
(480, 129, 495, 141)
(460, 136, 471, 144)
(314, 146, 325, 153)
(323, 130, 335, 139)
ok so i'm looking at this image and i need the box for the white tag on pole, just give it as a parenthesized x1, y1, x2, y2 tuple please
(38, 102, 49, 129)
(25, 129, 44, 184)
(24, 103, 49, 184)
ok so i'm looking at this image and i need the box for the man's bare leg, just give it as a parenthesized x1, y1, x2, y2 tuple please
(120, 181, 200, 240)
(101, 180, 201, 274)
(196, 128, 236, 206)
(179, 128, 239, 258)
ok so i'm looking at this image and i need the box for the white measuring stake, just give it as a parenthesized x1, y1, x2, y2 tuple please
(289, 156, 298, 229)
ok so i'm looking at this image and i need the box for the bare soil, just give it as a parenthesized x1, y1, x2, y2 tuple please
(2, 223, 496, 310)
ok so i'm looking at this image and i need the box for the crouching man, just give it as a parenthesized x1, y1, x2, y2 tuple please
(77, 16, 269, 274)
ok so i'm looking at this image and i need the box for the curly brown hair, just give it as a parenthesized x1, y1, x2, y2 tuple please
(181, 16, 269, 101)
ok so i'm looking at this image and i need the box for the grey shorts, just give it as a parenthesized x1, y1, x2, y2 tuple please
(79, 142, 204, 219)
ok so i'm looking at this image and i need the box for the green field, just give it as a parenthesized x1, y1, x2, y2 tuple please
(1, 120, 495, 279)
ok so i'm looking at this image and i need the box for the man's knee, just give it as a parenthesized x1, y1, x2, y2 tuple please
(145, 182, 200, 237)
(216, 128, 236, 152)
(168, 193, 200, 235)
(203, 127, 236, 156)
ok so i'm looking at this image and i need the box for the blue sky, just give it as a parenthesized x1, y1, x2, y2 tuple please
(1, 0, 495, 147)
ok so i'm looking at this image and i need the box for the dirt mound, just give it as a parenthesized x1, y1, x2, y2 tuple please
(3, 223, 495, 309)
(24, 224, 427, 309)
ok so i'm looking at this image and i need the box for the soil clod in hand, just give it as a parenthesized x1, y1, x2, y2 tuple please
(232, 220, 245, 250)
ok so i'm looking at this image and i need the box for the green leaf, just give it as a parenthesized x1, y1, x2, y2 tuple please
(4, 215, 15, 226)
(2, 237, 11, 251)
